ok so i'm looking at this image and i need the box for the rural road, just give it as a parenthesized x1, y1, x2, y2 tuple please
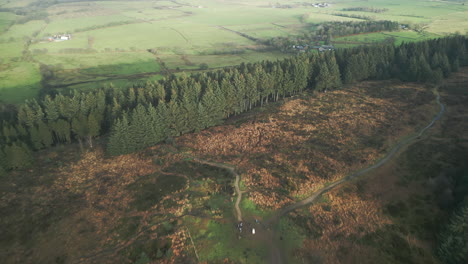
(268, 88, 445, 263)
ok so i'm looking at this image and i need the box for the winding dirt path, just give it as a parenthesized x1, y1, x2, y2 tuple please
(267, 88, 445, 263)
(279, 89, 444, 217)
(192, 158, 243, 222)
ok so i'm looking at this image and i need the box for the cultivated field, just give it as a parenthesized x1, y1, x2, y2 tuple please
(0, 0, 467, 103)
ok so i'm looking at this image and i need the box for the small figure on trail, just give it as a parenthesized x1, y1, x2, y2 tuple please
(252, 228, 256, 235)
(255, 219, 259, 224)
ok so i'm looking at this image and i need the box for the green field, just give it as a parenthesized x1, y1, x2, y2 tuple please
(333, 30, 441, 46)
(0, 0, 467, 104)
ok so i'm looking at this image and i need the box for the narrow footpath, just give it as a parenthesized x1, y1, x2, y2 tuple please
(192, 158, 243, 222)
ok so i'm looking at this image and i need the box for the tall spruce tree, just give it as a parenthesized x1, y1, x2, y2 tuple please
(107, 115, 131, 156)
(38, 120, 53, 148)
(87, 112, 100, 148)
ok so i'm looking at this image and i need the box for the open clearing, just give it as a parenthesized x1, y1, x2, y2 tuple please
(1, 0, 467, 103)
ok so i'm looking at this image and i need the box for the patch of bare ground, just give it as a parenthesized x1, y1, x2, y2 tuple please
(178, 80, 436, 210)
(292, 69, 468, 264)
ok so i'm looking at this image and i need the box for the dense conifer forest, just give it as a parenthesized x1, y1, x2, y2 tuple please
(0, 36, 467, 172)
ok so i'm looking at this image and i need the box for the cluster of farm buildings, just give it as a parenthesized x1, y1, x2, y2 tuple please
(271, 2, 330, 8)
(312, 3, 331, 8)
(292, 44, 335, 52)
(46, 34, 72, 42)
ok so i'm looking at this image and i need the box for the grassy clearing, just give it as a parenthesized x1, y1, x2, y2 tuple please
(186, 217, 268, 263)
(276, 216, 307, 262)
(334, 30, 441, 45)
(0, 62, 42, 103)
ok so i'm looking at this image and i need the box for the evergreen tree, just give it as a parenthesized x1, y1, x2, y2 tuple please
(71, 115, 88, 151)
(38, 120, 53, 148)
(326, 54, 342, 89)
(17, 99, 44, 128)
(43, 95, 59, 122)
(107, 115, 131, 156)
(87, 112, 100, 148)
(129, 104, 153, 150)
(2, 122, 17, 144)
(232, 72, 247, 113)
(50, 119, 71, 144)
(168, 101, 183, 137)
(245, 73, 259, 110)
(438, 202, 468, 264)
(29, 125, 43, 150)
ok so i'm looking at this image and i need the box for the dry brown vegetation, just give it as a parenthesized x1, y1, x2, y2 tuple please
(2, 73, 458, 263)
(289, 69, 468, 264)
(178, 80, 435, 209)
(0, 146, 194, 263)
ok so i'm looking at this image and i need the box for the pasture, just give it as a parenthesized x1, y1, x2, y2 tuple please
(0, 0, 467, 104)
(333, 31, 441, 46)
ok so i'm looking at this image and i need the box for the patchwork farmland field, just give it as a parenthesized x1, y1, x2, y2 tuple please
(0, 0, 467, 103)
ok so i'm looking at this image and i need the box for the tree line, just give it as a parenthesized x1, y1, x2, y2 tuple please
(315, 20, 400, 39)
(341, 7, 389, 13)
(0, 36, 467, 173)
(266, 20, 400, 50)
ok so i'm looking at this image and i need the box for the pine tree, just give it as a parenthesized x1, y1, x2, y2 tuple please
(107, 115, 131, 156)
(156, 102, 169, 139)
(168, 100, 183, 137)
(438, 202, 468, 264)
(2, 122, 17, 144)
(43, 95, 59, 122)
(87, 112, 100, 148)
(56, 93, 80, 121)
(38, 120, 53, 148)
(326, 54, 342, 89)
(71, 115, 88, 151)
(29, 125, 43, 150)
(147, 104, 166, 144)
(315, 60, 331, 92)
(233, 72, 247, 113)
(245, 73, 259, 110)
(129, 104, 152, 150)
(51, 119, 71, 144)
